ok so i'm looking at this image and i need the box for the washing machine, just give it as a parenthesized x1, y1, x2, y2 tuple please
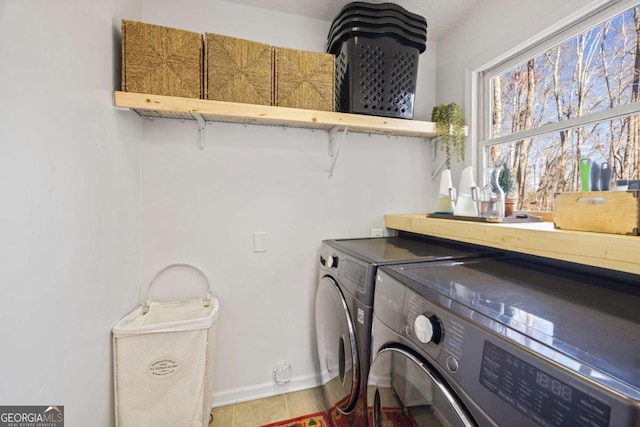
(314, 234, 500, 426)
(368, 256, 640, 426)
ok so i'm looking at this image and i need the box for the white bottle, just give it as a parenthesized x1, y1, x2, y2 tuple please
(435, 169, 457, 214)
(454, 166, 479, 217)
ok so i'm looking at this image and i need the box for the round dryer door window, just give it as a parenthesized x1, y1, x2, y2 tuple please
(368, 347, 477, 427)
(315, 276, 359, 413)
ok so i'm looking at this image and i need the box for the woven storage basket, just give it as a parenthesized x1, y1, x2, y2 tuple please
(204, 33, 274, 106)
(121, 20, 202, 99)
(275, 47, 335, 111)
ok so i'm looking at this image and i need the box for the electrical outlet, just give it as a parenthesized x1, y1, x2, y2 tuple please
(371, 228, 384, 238)
(273, 362, 291, 385)
(254, 232, 267, 252)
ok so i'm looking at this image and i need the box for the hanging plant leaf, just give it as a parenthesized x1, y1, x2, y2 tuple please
(431, 103, 465, 169)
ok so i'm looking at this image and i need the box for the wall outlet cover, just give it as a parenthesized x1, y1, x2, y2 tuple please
(273, 361, 292, 384)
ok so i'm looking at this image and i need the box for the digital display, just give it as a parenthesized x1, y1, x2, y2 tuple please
(479, 341, 610, 427)
(536, 371, 572, 403)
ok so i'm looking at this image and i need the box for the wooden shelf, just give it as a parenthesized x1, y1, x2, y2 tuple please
(385, 214, 640, 275)
(113, 91, 437, 138)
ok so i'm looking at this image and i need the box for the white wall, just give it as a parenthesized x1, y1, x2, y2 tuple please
(140, 0, 437, 405)
(435, 0, 605, 182)
(0, 0, 141, 425)
(0, 0, 438, 419)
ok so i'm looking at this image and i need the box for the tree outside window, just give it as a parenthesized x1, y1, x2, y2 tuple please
(480, 2, 640, 212)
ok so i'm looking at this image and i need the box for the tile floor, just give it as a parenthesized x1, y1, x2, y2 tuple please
(209, 386, 326, 427)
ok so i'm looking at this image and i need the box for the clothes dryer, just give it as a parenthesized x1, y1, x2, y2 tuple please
(368, 256, 640, 426)
(315, 235, 498, 426)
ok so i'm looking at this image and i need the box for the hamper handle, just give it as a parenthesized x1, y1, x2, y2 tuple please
(142, 263, 212, 315)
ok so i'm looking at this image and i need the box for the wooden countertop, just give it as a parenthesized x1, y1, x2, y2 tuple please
(385, 214, 640, 275)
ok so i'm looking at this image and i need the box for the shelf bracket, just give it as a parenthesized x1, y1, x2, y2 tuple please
(194, 113, 206, 150)
(430, 137, 438, 161)
(328, 126, 346, 157)
(432, 158, 447, 181)
(328, 126, 348, 178)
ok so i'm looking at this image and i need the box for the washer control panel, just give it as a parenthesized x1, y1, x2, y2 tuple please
(404, 288, 465, 372)
(319, 242, 370, 301)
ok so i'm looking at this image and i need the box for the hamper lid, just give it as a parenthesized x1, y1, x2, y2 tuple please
(329, 10, 427, 37)
(332, 1, 427, 27)
(328, 16, 427, 43)
(328, 26, 427, 54)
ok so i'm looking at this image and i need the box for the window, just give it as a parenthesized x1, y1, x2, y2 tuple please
(477, 0, 640, 212)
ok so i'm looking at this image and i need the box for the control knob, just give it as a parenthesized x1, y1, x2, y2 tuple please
(414, 313, 442, 344)
(320, 254, 339, 269)
(327, 255, 339, 269)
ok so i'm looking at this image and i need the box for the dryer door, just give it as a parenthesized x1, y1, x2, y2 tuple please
(315, 275, 360, 414)
(368, 346, 477, 427)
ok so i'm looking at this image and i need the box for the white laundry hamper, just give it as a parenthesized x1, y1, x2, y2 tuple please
(113, 264, 219, 427)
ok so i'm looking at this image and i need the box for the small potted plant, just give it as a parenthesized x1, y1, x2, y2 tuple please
(499, 162, 518, 216)
(431, 103, 466, 169)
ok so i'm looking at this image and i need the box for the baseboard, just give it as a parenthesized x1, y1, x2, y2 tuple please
(211, 373, 322, 408)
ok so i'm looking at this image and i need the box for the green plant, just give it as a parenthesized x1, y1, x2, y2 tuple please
(431, 103, 466, 169)
(498, 162, 516, 197)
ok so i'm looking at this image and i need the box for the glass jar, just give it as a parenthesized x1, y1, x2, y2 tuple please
(481, 167, 504, 218)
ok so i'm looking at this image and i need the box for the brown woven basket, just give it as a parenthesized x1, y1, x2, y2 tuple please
(121, 20, 202, 99)
(204, 33, 274, 105)
(275, 47, 335, 111)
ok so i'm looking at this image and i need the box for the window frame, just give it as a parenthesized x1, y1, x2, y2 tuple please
(472, 0, 640, 177)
